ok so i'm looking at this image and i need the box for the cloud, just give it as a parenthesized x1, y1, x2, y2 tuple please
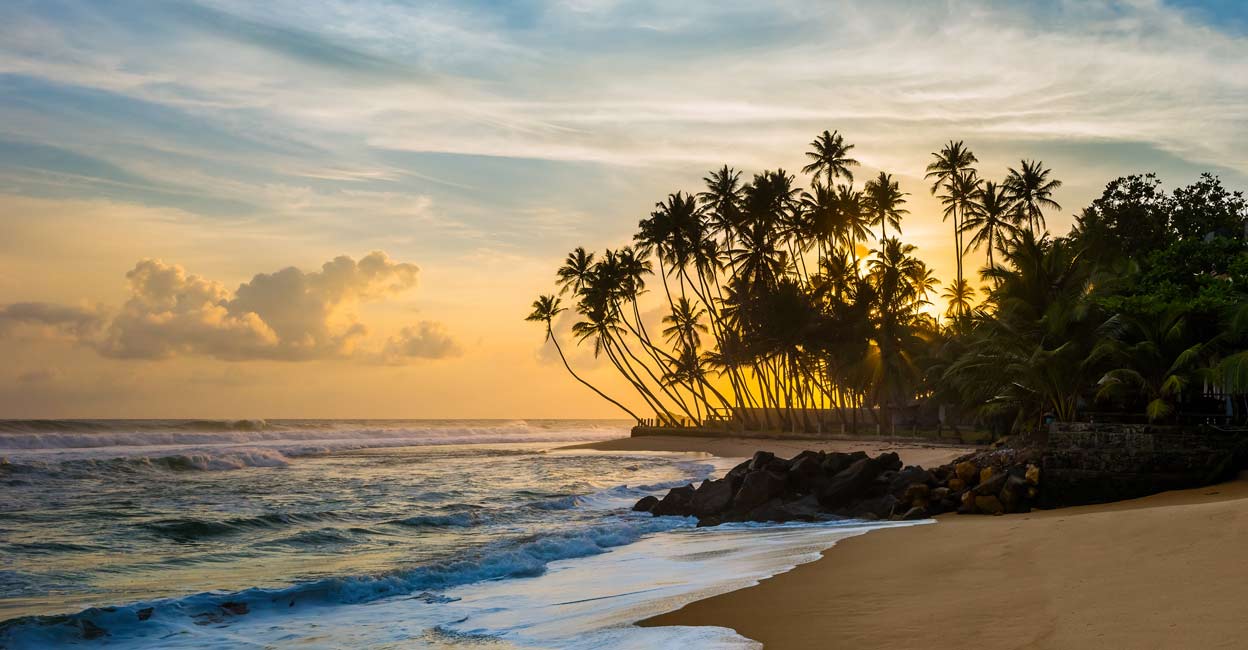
(0, 301, 105, 339)
(379, 321, 463, 363)
(1, 250, 460, 364)
(93, 251, 419, 360)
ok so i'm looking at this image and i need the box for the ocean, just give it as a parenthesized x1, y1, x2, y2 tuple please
(0, 419, 910, 649)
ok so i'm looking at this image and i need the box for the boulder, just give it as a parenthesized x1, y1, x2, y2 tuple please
(691, 478, 734, 517)
(959, 490, 977, 514)
(817, 457, 884, 508)
(902, 483, 930, 509)
(632, 495, 659, 512)
(1025, 464, 1041, 486)
(732, 470, 788, 514)
(844, 493, 898, 520)
(899, 506, 928, 521)
(930, 487, 950, 502)
(979, 467, 995, 484)
(877, 452, 903, 473)
(746, 495, 822, 522)
(947, 478, 966, 492)
(955, 461, 978, 485)
(974, 495, 1005, 515)
(651, 484, 696, 516)
(999, 474, 1030, 513)
(747, 451, 776, 471)
(972, 472, 1008, 497)
(821, 451, 867, 477)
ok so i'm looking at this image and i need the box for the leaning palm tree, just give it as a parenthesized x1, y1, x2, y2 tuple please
(802, 130, 859, 186)
(527, 295, 639, 420)
(926, 141, 979, 302)
(1004, 160, 1062, 233)
(863, 171, 909, 242)
(961, 180, 1019, 273)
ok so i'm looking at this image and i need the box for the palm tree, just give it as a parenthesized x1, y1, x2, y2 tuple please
(926, 141, 978, 304)
(961, 180, 1019, 273)
(1095, 309, 1207, 422)
(940, 279, 976, 319)
(863, 171, 909, 242)
(662, 297, 709, 353)
(802, 130, 859, 185)
(527, 295, 639, 420)
(1004, 160, 1062, 234)
(556, 247, 595, 295)
(937, 170, 982, 313)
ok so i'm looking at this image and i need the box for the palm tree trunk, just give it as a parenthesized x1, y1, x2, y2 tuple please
(547, 330, 639, 421)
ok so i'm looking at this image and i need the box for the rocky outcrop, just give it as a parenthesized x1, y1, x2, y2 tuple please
(635, 447, 1047, 525)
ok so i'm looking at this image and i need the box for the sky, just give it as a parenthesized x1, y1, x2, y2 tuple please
(1, 0, 1247, 419)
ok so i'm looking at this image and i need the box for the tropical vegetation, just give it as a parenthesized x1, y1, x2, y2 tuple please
(528, 133, 1248, 434)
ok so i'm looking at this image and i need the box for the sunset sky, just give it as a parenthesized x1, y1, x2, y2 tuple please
(2, 0, 1247, 418)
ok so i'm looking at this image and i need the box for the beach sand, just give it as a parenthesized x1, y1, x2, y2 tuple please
(642, 475, 1248, 649)
(563, 434, 974, 469)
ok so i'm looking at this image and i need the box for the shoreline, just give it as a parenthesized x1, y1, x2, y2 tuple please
(560, 434, 976, 468)
(640, 475, 1248, 649)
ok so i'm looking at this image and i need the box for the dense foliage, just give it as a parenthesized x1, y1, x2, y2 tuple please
(528, 132, 1248, 433)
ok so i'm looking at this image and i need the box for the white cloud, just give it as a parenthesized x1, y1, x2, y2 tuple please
(379, 321, 462, 363)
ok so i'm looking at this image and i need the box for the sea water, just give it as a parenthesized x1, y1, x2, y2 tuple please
(0, 419, 912, 648)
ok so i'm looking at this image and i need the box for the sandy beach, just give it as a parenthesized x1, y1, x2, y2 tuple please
(563, 434, 974, 469)
(642, 472, 1248, 649)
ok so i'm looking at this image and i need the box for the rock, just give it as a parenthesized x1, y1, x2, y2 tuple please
(747, 451, 776, 472)
(844, 493, 898, 519)
(651, 484, 696, 516)
(1025, 464, 1041, 486)
(899, 506, 929, 520)
(696, 515, 722, 528)
(979, 467, 995, 484)
(955, 461, 978, 485)
(974, 495, 1005, 515)
(690, 478, 734, 517)
(632, 495, 659, 512)
(80, 620, 108, 640)
(902, 483, 930, 508)
(959, 490, 977, 514)
(746, 495, 822, 522)
(732, 470, 788, 514)
(821, 451, 867, 477)
(999, 474, 1029, 513)
(788, 454, 825, 493)
(973, 471, 1008, 497)
(136, 607, 154, 621)
(877, 452, 903, 473)
(817, 457, 883, 508)
(947, 477, 966, 492)
(930, 487, 950, 502)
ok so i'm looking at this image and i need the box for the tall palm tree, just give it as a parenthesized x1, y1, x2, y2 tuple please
(836, 184, 872, 264)
(1004, 160, 1062, 233)
(802, 130, 859, 186)
(863, 171, 909, 242)
(527, 295, 639, 420)
(937, 170, 982, 312)
(961, 180, 1019, 273)
(926, 141, 978, 305)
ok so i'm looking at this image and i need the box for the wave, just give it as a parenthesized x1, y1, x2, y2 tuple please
(138, 510, 353, 541)
(0, 516, 691, 646)
(0, 447, 295, 476)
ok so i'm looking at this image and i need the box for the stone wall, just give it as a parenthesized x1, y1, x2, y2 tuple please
(1039, 423, 1247, 507)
